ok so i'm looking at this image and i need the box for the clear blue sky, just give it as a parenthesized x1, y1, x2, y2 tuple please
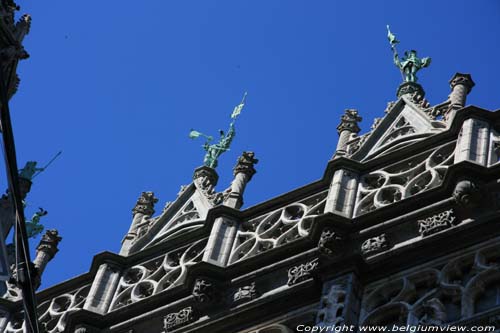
(7, 1, 500, 288)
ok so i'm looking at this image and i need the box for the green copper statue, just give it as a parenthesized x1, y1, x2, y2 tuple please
(18, 151, 62, 181)
(189, 93, 247, 169)
(387, 25, 431, 83)
(26, 207, 47, 238)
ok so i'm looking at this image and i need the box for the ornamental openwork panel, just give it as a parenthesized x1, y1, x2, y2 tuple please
(228, 191, 328, 264)
(360, 241, 500, 327)
(151, 198, 204, 244)
(3, 284, 91, 333)
(354, 141, 455, 216)
(110, 238, 207, 311)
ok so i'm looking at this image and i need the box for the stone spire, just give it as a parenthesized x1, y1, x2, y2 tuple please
(0, 0, 31, 99)
(223, 151, 258, 209)
(446, 73, 475, 122)
(121, 192, 158, 255)
(334, 109, 361, 158)
(33, 229, 61, 289)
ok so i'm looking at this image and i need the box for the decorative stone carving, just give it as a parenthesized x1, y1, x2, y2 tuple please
(337, 109, 362, 135)
(371, 117, 383, 130)
(162, 307, 194, 332)
(154, 199, 202, 242)
(287, 258, 319, 286)
(163, 201, 172, 212)
(233, 282, 258, 304)
(449, 73, 475, 93)
(360, 242, 500, 326)
(361, 234, 389, 256)
(396, 81, 424, 98)
(317, 228, 344, 256)
(111, 239, 207, 310)
(418, 298, 447, 326)
(233, 151, 259, 179)
(355, 142, 455, 216)
(336, 109, 362, 157)
(193, 167, 224, 205)
(229, 191, 328, 264)
(409, 91, 430, 110)
(453, 180, 481, 208)
(384, 101, 396, 114)
(132, 192, 158, 216)
(192, 278, 214, 303)
(0, 0, 31, 99)
(379, 116, 416, 146)
(418, 209, 457, 236)
(316, 282, 347, 327)
(33, 229, 62, 288)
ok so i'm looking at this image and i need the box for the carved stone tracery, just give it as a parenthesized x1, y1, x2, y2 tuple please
(360, 242, 500, 327)
(229, 191, 328, 264)
(355, 141, 455, 216)
(110, 239, 207, 310)
(4, 284, 91, 333)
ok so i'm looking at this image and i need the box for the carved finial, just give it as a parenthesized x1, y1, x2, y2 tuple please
(31, 229, 62, 289)
(132, 192, 158, 216)
(233, 151, 258, 180)
(36, 229, 62, 260)
(449, 73, 475, 93)
(337, 109, 362, 135)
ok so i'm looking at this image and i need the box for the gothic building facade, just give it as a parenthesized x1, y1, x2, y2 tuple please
(2, 3, 500, 333)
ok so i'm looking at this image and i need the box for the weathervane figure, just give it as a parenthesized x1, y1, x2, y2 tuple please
(26, 207, 47, 238)
(189, 93, 247, 169)
(387, 25, 431, 83)
(18, 151, 62, 181)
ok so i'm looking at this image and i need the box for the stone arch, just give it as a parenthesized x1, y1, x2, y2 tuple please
(462, 268, 500, 317)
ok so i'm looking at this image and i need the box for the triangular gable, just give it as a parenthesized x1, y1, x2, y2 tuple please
(128, 182, 214, 252)
(351, 96, 446, 161)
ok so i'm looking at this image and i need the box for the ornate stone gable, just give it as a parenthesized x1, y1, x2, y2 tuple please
(349, 97, 446, 161)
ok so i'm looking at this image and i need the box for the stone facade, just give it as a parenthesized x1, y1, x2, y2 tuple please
(2, 5, 500, 330)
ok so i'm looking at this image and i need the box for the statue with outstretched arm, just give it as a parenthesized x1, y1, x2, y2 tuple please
(387, 25, 431, 83)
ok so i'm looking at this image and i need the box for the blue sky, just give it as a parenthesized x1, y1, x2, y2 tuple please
(7, 1, 500, 288)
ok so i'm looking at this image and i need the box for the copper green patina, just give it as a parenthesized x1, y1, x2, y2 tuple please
(387, 25, 431, 83)
(18, 151, 62, 181)
(189, 93, 247, 169)
(26, 207, 47, 238)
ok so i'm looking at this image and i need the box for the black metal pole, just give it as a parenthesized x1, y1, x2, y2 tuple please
(0, 65, 40, 332)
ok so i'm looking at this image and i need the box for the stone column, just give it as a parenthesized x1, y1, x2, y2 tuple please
(203, 152, 258, 267)
(33, 229, 62, 289)
(84, 263, 121, 314)
(223, 151, 258, 209)
(454, 118, 490, 166)
(446, 73, 475, 122)
(324, 169, 359, 218)
(120, 192, 158, 255)
(316, 273, 361, 329)
(334, 109, 361, 158)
